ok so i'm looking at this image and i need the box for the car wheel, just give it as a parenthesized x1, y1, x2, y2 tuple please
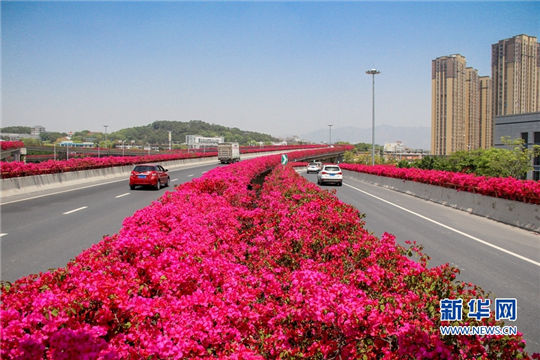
(338, 181, 343, 186)
(130, 184, 136, 190)
(155, 180, 161, 190)
(165, 177, 170, 187)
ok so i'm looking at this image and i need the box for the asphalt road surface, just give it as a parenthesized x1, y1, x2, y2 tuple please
(301, 169, 540, 354)
(1, 162, 220, 282)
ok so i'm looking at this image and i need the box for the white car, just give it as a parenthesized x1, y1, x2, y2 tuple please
(317, 164, 343, 186)
(306, 162, 321, 174)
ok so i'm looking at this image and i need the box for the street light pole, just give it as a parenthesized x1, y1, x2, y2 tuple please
(328, 124, 333, 146)
(366, 69, 380, 166)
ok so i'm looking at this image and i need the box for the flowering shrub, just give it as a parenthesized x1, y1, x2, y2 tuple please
(1, 141, 25, 151)
(0, 145, 348, 179)
(0, 153, 212, 179)
(1, 153, 531, 359)
(340, 163, 540, 205)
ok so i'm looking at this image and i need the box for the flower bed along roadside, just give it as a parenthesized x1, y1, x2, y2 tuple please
(1, 155, 531, 359)
(0, 145, 349, 179)
(340, 163, 540, 204)
(1, 141, 25, 151)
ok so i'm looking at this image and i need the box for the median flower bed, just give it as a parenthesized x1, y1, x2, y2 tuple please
(1, 153, 530, 359)
(340, 163, 540, 205)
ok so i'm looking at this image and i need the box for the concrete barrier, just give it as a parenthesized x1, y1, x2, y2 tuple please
(345, 171, 539, 233)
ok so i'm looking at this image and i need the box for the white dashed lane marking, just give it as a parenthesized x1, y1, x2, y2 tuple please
(63, 206, 88, 215)
(115, 193, 130, 198)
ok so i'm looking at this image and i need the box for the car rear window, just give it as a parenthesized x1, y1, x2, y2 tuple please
(134, 165, 156, 172)
(324, 166, 340, 171)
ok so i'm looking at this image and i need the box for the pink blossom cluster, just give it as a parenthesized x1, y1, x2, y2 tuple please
(1, 141, 25, 151)
(340, 163, 540, 204)
(1, 153, 531, 359)
(0, 153, 210, 179)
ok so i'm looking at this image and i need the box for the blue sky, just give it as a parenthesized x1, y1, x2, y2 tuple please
(2, 1, 539, 140)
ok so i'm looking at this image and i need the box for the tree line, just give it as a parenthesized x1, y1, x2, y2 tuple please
(2, 120, 281, 147)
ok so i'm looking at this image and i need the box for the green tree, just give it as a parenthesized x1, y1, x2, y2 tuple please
(473, 137, 539, 178)
(409, 137, 539, 179)
(40, 132, 66, 143)
(1, 126, 32, 134)
(21, 137, 42, 146)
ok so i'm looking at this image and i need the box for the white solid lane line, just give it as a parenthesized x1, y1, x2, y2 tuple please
(0, 233, 8, 238)
(115, 193, 130, 198)
(343, 182, 540, 268)
(63, 206, 88, 215)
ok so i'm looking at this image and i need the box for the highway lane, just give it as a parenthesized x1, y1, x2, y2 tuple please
(301, 169, 540, 354)
(0, 163, 220, 282)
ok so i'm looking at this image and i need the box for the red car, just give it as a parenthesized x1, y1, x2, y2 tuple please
(129, 164, 170, 190)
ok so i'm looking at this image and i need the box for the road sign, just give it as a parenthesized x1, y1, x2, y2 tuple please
(281, 154, 288, 165)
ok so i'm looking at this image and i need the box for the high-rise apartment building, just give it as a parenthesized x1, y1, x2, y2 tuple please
(465, 67, 480, 150)
(492, 34, 539, 116)
(479, 76, 493, 149)
(432, 54, 468, 155)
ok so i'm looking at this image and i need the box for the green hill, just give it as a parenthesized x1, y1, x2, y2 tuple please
(110, 120, 279, 146)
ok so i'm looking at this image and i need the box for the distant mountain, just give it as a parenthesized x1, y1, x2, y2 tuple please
(301, 125, 431, 150)
(110, 120, 280, 146)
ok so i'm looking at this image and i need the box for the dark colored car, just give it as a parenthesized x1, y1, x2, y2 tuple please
(129, 164, 170, 190)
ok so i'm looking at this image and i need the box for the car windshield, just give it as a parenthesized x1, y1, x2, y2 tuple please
(324, 166, 340, 171)
(134, 165, 156, 172)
